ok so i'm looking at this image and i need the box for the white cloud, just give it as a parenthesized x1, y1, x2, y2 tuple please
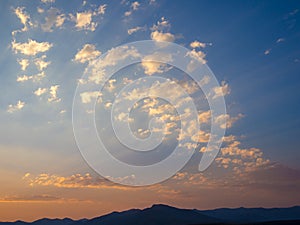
(276, 38, 285, 43)
(124, 1, 140, 16)
(141, 52, 172, 75)
(48, 85, 61, 102)
(215, 113, 243, 129)
(16, 72, 45, 83)
(18, 59, 30, 71)
(198, 110, 211, 124)
(150, 30, 175, 42)
(74, 44, 101, 63)
(190, 40, 207, 49)
(127, 26, 143, 35)
(80, 91, 101, 103)
(34, 87, 48, 96)
(186, 49, 207, 64)
(12, 39, 53, 56)
(41, 0, 55, 3)
(88, 45, 140, 84)
(211, 81, 230, 99)
(97, 4, 107, 15)
(14, 7, 33, 32)
(7, 100, 25, 113)
(41, 8, 65, 32)
(34, 55, 51, 71)
(37, 7, 44, 14)
(151, 17, 170, 31)
(264, 49, 271, 55)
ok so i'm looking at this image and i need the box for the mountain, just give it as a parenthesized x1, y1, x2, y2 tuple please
(200, 206, 300, 223)
(88, 204, 221, 225)
(1, 204, 300, 225)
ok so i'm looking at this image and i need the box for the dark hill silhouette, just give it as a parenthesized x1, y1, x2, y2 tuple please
(1, 204, 300, 225)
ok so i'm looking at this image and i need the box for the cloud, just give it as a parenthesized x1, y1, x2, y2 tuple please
(215, 113, 243, 129)
(0, 194, 88, 203)
(151, 17, 170, 31)
(150, 17, 175, 43)
(198, 110, 211, 124)
(48, 85, 61, 102)
(11, 39, 53, 56)
(190, 40, 207, 49)
(97, 4, 107, 15)
(264, 49, 271, 55)
(18, 59, 29, 71)
(34, 87, 48, 96)
(74, 11, 95, 30)
(34, 55, 51, 71)
(80, 91, 102, 103)
(41, 8, 65, 32)
(151, 30, 175, 42)
(14, 7, 33, 32)
(128, 26, 143, 35)
(88, 45, 140, 84)
(276, 38, 285, 43)
(186, 49, 207, 64)
(24, 173, 132, 190)
(41, 0, 55, 3)
(211, 81, 230, 99)
(141, 52, 172, 75)
(74, 44, 101, 63)
(16, 72, 45, 83)
(7, 100, 25, 113)
(124, 1, 140, 16)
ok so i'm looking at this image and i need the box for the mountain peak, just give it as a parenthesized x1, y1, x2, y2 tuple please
(150, 204, 176, 209)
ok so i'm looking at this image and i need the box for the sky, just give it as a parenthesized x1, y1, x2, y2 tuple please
(0, 0, 300, 222)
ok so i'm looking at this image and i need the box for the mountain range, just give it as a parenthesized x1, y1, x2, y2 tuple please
(1, 204, 300, 225)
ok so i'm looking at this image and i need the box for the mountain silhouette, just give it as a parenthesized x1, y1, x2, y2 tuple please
(1, 204, 300, 225)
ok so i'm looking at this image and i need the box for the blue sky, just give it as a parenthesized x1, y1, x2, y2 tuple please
(0, 0, 299, 221)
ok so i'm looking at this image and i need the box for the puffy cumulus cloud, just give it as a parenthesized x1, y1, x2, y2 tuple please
(216, 138, 270, 173)
(34, 87, 47, 96)
(128, 26, 143, 35)
(151, 30, 175, 42)
(151, 17, 170, 31)
(16, 72, 45, 83)
(7, 100, 25, 113)
(80, 91, 102, 103)
(41, 8, 65, 32)
(190, 40, 208, 49)
(34, 55, 51, 71)
(198, 110, 211, 124)
(14, 7, 33, 32)
(150, 17, 174, 42)
(71, 5, 106, 32)
(74, 44, 101, 63)
(18, 59, 29, 71)
(215, 113, 244, 129)
(11, 39, 53, 56)
(124, 1, 140, 16)
(211, 81, 230, 99)
(88, 45, 140, 84)
(74, 11, 95, 31)
(141, 52, 173, 75)
(186, 49, 207, 65)
(48, 85, 61, 102)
